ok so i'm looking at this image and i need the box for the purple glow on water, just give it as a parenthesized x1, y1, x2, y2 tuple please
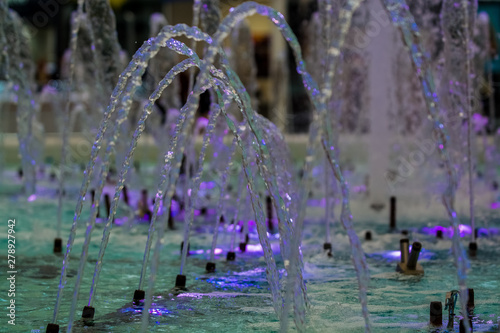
(352, 185, 367, 193)
(490, 202, 500, 209)
(458, 224, 472, 235)
(244, 242, 281, 253)
(189, 248, 223, 255)
(121, 306, 170, 316)
(148, 308, 170, 316)
(112, 217, 128, 226)
(266, 232, 280, 239)
(177, 293, 204, 299)
(27, 194, 36, 202)
(199, 181, 215, 190)
(385, 250, 401, 259)
(421, 224, 473, 237)
(226, 224, 242, 232)
(379, 245, 423, 261)
(234, 267, 266, 276)
(246, 244, 263, 252)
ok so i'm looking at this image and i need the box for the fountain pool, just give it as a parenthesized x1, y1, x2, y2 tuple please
(1, 156, 499, 332)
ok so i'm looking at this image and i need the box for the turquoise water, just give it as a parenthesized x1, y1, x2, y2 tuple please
(0, 172, 499, 332)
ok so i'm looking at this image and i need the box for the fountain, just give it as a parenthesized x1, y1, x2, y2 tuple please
(0, 0, 499, 332)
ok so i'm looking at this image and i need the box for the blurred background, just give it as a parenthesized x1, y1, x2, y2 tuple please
(4, 0, 500, 133)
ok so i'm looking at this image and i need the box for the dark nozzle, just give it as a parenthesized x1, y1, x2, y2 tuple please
(436, 229, 443, 239)
(104, 194, 111, 218)
(467, 288, 474, 312)
(219, 215, 225, 224)
(365, 231, 372, 241)
(168, 205, 175, 230)
(266, 195, 274, 233)
(245, 234, 249, 244)
(469, 242, 478, 257)
(54, 238, 62, 253)
(200, 207, 207, 215)
(239, 242, 247, 252)
(46, 323, 60, 333)
(180, 154, 187, 175)
(133, 290, 145, 306)
(407, 242, 422, 270)
(175, 274, 186, 289)
(140, 189, 151, 221)
(81, 305, 95, 319)
(227, 251, 236, 261)
(400, 238, 409, 264)
(53, 238, 62, 253)
(206, 262, 216, 273)
(429, 301, 442, 326)
(323, 243, 332, 251)
(401, 230, 409, 236)
(122, 186, 129, 205)
(389, 196, 396, 230)
(17, 167, 23, 179)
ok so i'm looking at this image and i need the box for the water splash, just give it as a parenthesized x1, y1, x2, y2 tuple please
(382, 0, 471, 329)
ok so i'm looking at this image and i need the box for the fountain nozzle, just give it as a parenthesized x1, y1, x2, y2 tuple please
(266, 196, 274, 233)
(206, 262, 216, 273)
(46, 323, 59, 333)
(396, 240, 424, 275)
(389, 196, 396, 231)
(133, 290, 145, 306)
(469, 242, 477, 257)
(239, 242, 247, 252)
(81, 305, 95, 320)
(175, 274, 187, 289)
(429, 301, 442, 326)
(227, 251, 236, 261)
(53, 238, 62, 253)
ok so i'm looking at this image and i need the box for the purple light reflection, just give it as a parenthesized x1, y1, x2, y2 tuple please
(200, 181, 216, 190)
(121, 306, 171, 316)
(490, 202, 500, 209)
(421, 224, 472, 238)
(189, 248, 223, 255)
